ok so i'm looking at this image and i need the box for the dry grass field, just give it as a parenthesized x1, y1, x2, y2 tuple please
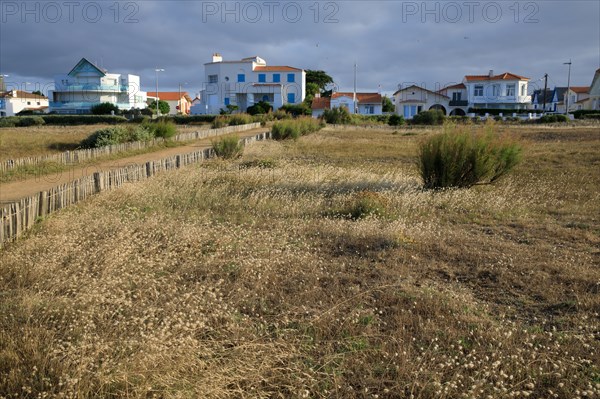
(0, 123, 599, 398)
(0, 124, 201, 161)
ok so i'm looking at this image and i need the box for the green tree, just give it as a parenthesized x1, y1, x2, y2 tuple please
(91, 102, 120, 115)
(382, 96, 395, 113)
(148, 100, 170, 115)
(306, 70, 334, 96)
(32, 90, 44, 96)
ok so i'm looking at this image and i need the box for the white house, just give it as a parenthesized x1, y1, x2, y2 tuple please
(438, 83, 469, 115)
(147, 91, 193, 115)
(588, 69, 600, 111)
(330, 92, 383, 115)
(49, 58, 147, 114)
(0, 90, 49, 117)
(463, 71, 531, 110)
(199, 54, 306, 114)
(393, 85, 451, 119)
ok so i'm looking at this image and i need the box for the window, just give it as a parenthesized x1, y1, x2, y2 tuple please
(492, 84, 500, 97)
(262, 95, 269, 102)
(474, 85, 483, 97)
(365, 105, 374, 114)
(287, 93, 295, 103)
(237, 74, 245, 83)
(27, 101, 31, 105)
(208, 75, 218, 84)
(506, 84, 515, 97)
(37, 102, 40, 105)
(403, 105, 418, 118)
(287, 74, 295, 83)
(452, 92, 462, 101)
(273, 74, 280, 83)
(224, 98, 230, 106)
(258, 74, 266, 83)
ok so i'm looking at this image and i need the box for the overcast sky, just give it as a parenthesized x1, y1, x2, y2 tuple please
(1, 1, 599, 96)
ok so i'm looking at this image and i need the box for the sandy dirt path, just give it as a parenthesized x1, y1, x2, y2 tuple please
(0, 127, 269, 204)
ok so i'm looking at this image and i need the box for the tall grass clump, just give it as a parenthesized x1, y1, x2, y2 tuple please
(147, 120, 177, 139)
(418, 124, 522, 189)
(212, 135, 243, 159)
(271, 117, 323, 140)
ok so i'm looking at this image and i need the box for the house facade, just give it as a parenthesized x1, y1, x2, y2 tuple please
(0, 90, 49, 116)
(438, 83, 469, 115)
(311, 92, 383, 117)
(464, 71, 531, 110)
(588, 69, 600, 111)
(49, 58, 147, 114)
(147, 91, 192, 115)
(393, 85, 452, 119)
(530, 89, 554, 111)
(199, 54, 305, 114)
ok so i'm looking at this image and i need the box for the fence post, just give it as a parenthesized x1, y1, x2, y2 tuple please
(94, 172, 104, 193)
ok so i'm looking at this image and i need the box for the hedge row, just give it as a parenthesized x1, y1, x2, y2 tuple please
(468, 108, 535, 116)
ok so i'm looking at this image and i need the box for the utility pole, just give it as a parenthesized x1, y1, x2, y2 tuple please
(563, 60, 571, 115)
(542, 73, 548, 112)
(353, 62, 357, 114)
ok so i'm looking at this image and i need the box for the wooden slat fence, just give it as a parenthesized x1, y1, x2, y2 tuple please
(0, 130, 271, 247)
(0, 123, 261, 172)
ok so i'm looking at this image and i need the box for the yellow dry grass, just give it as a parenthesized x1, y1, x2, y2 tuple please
(0, 124, 599, 398)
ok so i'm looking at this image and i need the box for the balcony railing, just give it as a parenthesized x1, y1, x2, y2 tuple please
(50, 101, 133, 109)
(449, 100, 468, 106)
(56, 84, 129, 92)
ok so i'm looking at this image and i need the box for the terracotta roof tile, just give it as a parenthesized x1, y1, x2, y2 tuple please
(147, 92, 191, 101)
(570, 86, 589, 94)
(311, 97, 331, 110)
(0, 90, 47, 100)
(464, 72, 529, 81)
(332, 92, 382, 103)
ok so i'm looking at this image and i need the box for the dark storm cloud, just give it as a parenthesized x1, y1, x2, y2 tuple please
(1, 0, 598, 95)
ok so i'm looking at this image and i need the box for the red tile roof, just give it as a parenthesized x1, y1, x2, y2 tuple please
(311, 97, 331, 110)
(393, 85, 449, 98)
(464, 72, 529, 81)
(0, 90, 47, 99)
(440, 83, 466, 91)
(147, 92, 192, 101)
(570, 86, 589, 94)
(254, 66, 302, 72)
(332, 92, 382, 103)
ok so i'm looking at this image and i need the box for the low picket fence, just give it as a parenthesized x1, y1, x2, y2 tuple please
(0, 130, 271, 247)
(0, 123, 261, 172)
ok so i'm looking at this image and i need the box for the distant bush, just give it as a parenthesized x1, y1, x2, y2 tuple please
(0, 116, 45, 127)
(581, 113, 600, 120)
(388, 114, 405, 126)
(212, 135, 243, 159)
(211, 116, 228, 128)
(271, 117, 323, 140)
(418, 126, 522, 189)
(91, 102, 120, 115)
(411, 110, 445, 125)
(80, 125, 155, 148)
(279, 103, 311, 117)
(246, 101, 273, 116)
(447, 116, 471, 124)
(170, 115, 216, 124)
(468, 108, 531, 116)
(538, 114, 569, 123)
(573, 110, 600, 119)
(322, 106, 351, 124)
(42, 115, 128, 125)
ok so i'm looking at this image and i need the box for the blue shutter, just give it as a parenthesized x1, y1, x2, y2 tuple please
(287, 74, 295, 83)
(273, 74, 280, 83)
(287, 93, 295, 103)
(237, 74, 245, 83)
(258, 74, 266, 83)
(224, 98, 230, 106)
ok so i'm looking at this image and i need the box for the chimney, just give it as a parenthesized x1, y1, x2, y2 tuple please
(12, 89, 18, 97)
(488, 70, 494, 77)
(212, 53, 223, 63)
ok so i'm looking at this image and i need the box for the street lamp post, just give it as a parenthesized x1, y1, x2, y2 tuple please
(563, 60, 571, 115)
(155, 68, 164, 117)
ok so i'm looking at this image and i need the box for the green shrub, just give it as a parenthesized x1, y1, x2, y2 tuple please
(418, 125, 522, 189)
(148, 120, 177, 139)
(0, 117, 18, 127)
(271, 117, 322, 140)
(41, 115, 128, 125)
(279, 103, 311, 117)
(247, 101, 273, 115)
(91, 102, 120, 115)
(322, 106, 351, 124)
(447, 116, 472, 124)
(388, 114, 405, 126)
(573, 110, 600, 119)
(18, 116, 46, 127)
(539, 114, 569, 123)
(411, 110, 446, 125)
(582, 113, 600, 120)
(80, 125, 153, 148)
(212, 135, 243, 159)
(171, 115, 216, 124)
